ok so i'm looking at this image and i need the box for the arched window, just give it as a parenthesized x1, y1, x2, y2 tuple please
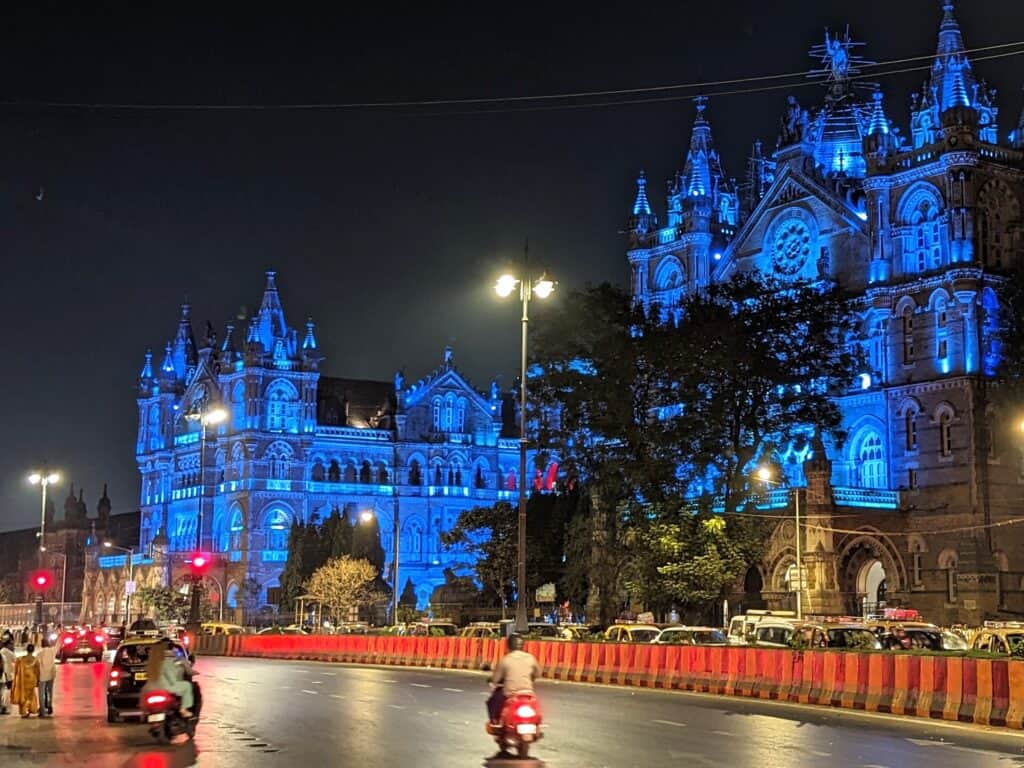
(311, 460, 325, 482)
(405, 520, 424, 561)
(265, 442, 293, 480)
(265, 380, 299, 433)
(231, 380, 246, 430)
(908, 536, 927, 588)
(344, 462, 357, 483)
(938, 408, 954, 457)
(148, 404, 162, 451)
(408, 459, 422, 485)
(899, 187, 943, 273)
(226, 582, 239, 609)
(904, 410, 918, 451)
(265, 509, 291, 551)
(900, 305, 914, 365)
(455, 398, 467, 432)
(327, 460, 340, 482)
(431, 398, 441, 431)
(938, 549, 958, 603)
(443, 394, 455, 432)
(359, 460, 372, 483)
(856, 430, 886, 489)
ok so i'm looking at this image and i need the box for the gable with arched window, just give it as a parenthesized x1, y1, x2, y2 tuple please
(264, 441, 294, 480)
(265, 379, 300, 433)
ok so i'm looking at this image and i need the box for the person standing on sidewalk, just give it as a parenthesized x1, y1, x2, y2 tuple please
(37, 637, 56, 716)
(12, 643, 41, 717)
(0, 638, 15, 715)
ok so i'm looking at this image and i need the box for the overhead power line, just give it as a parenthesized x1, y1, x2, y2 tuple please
(1, 40, 1023, 113)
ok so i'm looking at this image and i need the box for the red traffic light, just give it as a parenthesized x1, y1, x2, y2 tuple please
(189, 553, 210, 577)
(30, 570, 52, 591)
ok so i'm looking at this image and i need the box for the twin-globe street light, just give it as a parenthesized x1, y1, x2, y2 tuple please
(28, 470, 60, 557)
(494, 272, 556, 633)
(757, 467, 804, 620)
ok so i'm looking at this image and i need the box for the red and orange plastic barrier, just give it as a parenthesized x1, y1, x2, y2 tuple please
(193, 633, 1024, 730)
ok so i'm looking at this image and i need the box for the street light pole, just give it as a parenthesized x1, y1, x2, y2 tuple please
(757, 467, 803, 621)
(392, 451, 401, 625)
(29, 470, 60, 565)
(186, 405, 228, 552)
(495, 272, 555, 634)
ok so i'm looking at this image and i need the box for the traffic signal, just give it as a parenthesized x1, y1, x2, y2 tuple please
(30, 570, 52, 591)
(189, 553, 210, 579)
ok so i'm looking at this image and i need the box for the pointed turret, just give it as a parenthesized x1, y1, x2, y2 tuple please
(911, 0, 998, 147)
(302, 317, 318, 351)
(159, 341, 175, 379)
(172, 303, 197, 382)
(138, 348, 155, 393)
(681, 97, 719, 199)
(221, 322, 238, 361)
(628, 171, 657, 235)
(256, 270, 288, 351)
(97, 483, 111, 527)
(667, 97, 738, 231)
(867, 90, 891, 136)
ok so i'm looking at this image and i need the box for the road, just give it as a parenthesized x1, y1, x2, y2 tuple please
(4, 654, 1024, 767)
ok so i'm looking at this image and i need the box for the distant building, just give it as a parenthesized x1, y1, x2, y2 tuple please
(626, 3, 1024, 623)
(82, 270, 547, 624)
(0, 484, 137, 624)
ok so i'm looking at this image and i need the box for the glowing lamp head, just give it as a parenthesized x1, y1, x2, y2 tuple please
(28, 473, 41, 485)
(205, 407, 228, 426)
(533, 277, 555, 299)
(494, 274, 518, 298)
(756, 467, 772, 483)
(359, 510, 375, 524)
(103, 541, 113, 548)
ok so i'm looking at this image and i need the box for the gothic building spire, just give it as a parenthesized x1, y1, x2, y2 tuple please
(628, 170, 657, 234)
(742, 140, 773, 218)
(172, 302, 197, 381)
(302, 317, 318, 351)
(681, 97, 722, 199)
(668, 97, 738, 232)
(139, 348, 154, 380)
(867, 90, 891, 136)
(256, 269, 288, 350)
(159, 341, 175, 378)
(221, 322, 237, 361)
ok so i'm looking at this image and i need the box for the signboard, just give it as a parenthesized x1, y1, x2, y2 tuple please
(124, 580, 137, 595)
(535, 583, 557, 603)
(637, 612, 655, 625)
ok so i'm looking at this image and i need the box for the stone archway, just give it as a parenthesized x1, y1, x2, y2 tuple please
(839, 533, 903, 616)
(742, 565, 766, 611)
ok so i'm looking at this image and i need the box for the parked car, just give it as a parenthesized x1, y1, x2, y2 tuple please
(200, 622, 244, 636)
(461, 623, 500, 639)
(866, 620, 956, 651)
(726, 610, 797, 646)
(257, 625, 309, 635)
(603, 624, 660, 643)
(653, 626, 727, 645)
(970, 622, 1024, 654)
(410, 620, 459, 637)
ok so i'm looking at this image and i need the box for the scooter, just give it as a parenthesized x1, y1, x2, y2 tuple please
(141, 680, 201, 745)
(486, 692, 543, 759)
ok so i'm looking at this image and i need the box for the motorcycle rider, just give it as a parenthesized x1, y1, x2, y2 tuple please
(486, 634, 541, 726)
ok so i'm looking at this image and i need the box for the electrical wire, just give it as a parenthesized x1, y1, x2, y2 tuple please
(1, 40, 1022, 113)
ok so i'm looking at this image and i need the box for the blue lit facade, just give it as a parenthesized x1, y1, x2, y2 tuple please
(131, 270, 533, 615)
(628, 3, 1024, 623)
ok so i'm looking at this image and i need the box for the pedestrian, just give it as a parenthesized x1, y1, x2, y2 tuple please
(37, 636, 56, 716)
(0, 638, 16, 715)
(12, 643, 41, 717)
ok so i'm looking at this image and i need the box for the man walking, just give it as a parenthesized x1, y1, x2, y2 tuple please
(0, 638, 15, 715)
(37, 637, 56, 716)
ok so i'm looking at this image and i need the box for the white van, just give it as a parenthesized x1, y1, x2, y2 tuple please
(726, 610, 797, 646)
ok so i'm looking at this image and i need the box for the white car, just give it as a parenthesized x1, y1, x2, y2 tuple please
(653, 626, 727, 645)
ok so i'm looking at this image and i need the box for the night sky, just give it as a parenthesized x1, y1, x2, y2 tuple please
(1, 1, 1022, 531)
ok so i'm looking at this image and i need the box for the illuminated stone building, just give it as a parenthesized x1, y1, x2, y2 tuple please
(627, 2, 1024, 623)
(83, 270, 543, 624)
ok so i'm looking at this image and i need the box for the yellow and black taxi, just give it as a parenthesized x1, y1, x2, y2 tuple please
(106, 635, 192, 723)
(603, 623, 661, 643)
(971, 621, 1024, 655)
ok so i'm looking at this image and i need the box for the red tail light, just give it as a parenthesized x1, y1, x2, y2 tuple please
(62, 637, 73, 645)
(79, 629, 86, 636)
(145, 693, 169, 706)
(515, 704, 537, 719)
(109, 669, 120, 679)
(95, 635, 105, 644)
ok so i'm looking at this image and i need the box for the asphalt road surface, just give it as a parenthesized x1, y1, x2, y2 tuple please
(4, 654, 1024, 767)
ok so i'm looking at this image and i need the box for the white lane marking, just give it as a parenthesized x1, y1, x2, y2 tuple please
(323, 672, 336, 676)
(652, 719, 687, 728)
(710, 730, 734, 736)
(388, 704, 405, 710)
(329, 694, 345, 700)
(862, 765, 892, 768)
(443, 687, 464, 693)
(906, 739, 950, 748)
(410, 683, 431, 688)
(311, 681, 323, 685)
(805, 750, 832, 758)
(301, 689, 319, 695)
(384, 679, 398, 683)
(279, 686, 292, 690)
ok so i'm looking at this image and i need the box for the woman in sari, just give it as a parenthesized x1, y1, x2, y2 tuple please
(12, 643, 41, 717)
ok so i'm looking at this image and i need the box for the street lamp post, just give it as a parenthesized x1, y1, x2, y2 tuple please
(185, 405, 228, 551)
(495, 272, 555, 633)
(104, 542, 135, 624)
(757, 467, 802, 620)
(28, 470, 60, 562)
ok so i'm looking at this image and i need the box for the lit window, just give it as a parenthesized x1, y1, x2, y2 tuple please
(858, 432, 886, 489)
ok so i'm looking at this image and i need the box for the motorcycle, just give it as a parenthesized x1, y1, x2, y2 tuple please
(141, 681, 201, 744)
(486, 692, 543, 759)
